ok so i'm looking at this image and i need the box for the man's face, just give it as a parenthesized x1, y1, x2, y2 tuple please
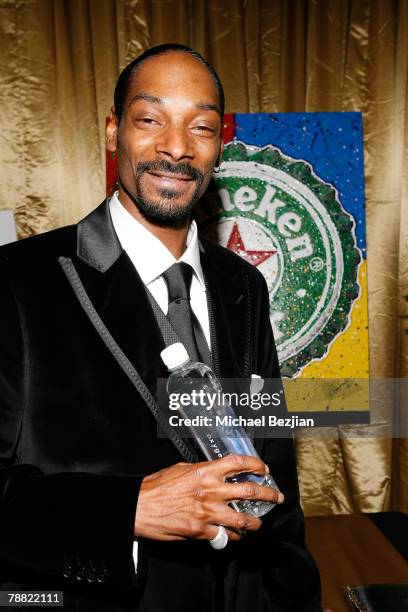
(107, 52, 223, 225)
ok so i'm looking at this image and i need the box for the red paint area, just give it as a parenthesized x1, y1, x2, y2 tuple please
(106, 117, 118, 196)
(226, 222, 276, 267)
(222, 114, 235, 144)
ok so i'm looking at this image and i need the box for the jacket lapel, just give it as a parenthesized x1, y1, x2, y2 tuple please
(75, 199, 167, 392)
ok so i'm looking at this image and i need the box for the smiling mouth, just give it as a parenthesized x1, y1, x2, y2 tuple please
(147, 171, 194, 182)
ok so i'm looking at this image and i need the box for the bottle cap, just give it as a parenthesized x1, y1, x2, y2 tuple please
(160, 343, 190, 370)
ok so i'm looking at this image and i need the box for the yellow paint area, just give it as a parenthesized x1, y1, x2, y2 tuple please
(283, 377, 369, 413)
(284, 261, 369, 413)
(301, 260, 369, 379)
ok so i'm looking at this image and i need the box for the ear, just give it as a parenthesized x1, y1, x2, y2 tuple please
(106, 107, 118, 152)
(217, 139, 224, 166)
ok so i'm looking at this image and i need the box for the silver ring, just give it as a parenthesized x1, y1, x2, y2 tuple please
(209, 525, 228, 550)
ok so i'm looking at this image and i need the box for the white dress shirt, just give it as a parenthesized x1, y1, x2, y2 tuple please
(108, 192, 211, 571)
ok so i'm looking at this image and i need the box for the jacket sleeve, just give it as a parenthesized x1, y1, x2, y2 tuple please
(253, 272, 322, 612)
(0, 264, 144, 589)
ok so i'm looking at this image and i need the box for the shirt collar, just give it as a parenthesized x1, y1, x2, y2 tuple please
(109, 192, 205, 288)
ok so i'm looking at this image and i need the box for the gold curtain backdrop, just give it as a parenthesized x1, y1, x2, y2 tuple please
(0, 0, 407, 515)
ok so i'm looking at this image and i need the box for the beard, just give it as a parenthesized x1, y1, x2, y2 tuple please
(119, 159, 204, 227)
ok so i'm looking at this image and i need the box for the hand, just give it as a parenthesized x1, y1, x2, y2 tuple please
(134, 454, 284, 542)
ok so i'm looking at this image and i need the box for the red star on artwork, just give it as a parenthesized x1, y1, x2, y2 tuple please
(226, 222, 277, 267)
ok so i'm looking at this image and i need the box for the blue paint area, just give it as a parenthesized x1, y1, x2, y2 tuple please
(234, 113, 366, 256)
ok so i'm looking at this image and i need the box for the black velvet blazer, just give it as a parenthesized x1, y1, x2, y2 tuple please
(0, 200, 321, 611)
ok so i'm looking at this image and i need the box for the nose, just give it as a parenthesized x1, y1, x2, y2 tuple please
(155, 122, 194, 162)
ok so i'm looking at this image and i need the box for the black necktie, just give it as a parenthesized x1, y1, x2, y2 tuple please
(162, 262, 211, 365)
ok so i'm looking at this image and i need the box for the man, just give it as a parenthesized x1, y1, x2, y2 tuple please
(0, 44, 322, 611)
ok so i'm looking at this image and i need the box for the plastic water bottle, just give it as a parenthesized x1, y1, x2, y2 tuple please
(161, 343, 278, 518)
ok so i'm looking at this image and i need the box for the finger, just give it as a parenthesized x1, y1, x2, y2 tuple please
(227, 509, 262, 533)
(215, 481, 284, 504)
(227, 526, 246, 540)
(224, 527, 243, 542)
(211, 503, 263, 533)
(210, 454, 270, 479)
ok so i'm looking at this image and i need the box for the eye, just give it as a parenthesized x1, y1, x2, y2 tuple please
(134, 116, 159, 128)
(192, 124, 216, 134)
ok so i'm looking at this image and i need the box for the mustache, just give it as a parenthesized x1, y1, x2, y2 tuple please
(135, 160, 203, 182)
